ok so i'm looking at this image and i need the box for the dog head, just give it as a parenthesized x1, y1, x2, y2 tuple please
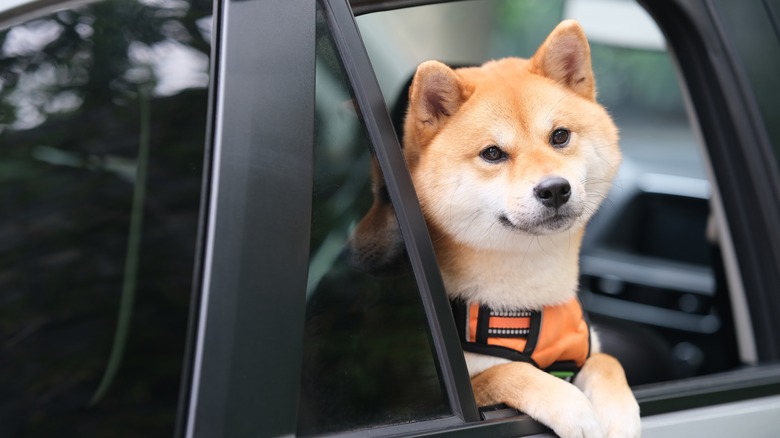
(404, 19, 620, 251)
(346, 20, 620, 272)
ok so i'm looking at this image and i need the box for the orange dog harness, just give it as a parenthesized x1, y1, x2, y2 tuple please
(451, 297, 591, 375)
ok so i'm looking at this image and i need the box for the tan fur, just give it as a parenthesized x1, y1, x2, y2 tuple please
(348, 20, 639, 437)
(404, 22, 620, 312)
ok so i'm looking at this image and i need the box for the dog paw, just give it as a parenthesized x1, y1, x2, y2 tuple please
(523, 379, 605, 438)
(574, 354, 641, 437)
(591, 391, 641, 438)
(472, 362, 607, 438)
(546, 408, 604, 438)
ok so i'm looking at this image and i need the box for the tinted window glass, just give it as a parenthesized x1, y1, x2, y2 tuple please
(297, 6, 450, 435)
(0, 0, 211, 435)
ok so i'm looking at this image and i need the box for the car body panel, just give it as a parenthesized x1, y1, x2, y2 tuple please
(185, 0, 315, 436)
(643, 394, 780, 437)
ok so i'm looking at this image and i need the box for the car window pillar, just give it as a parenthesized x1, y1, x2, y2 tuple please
(185, 0, 316, 436)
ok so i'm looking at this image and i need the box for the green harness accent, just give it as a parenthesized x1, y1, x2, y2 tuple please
(549, 370, 576, 381)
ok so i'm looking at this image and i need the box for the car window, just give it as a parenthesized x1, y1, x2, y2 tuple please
(296, 4, 451, 435)
(0, 0, 211, 435)
(357, 0, 738, 388)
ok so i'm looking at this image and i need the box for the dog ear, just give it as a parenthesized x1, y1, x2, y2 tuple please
(407, 60, 465, 143)
(530, 20, 595, 100)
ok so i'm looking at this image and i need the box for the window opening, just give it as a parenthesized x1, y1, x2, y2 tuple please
(357, 0, 738, 387)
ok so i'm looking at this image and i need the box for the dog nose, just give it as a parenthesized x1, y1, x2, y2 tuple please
(534, 177, 571, 208)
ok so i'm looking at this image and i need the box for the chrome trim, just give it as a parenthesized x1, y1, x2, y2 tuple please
(184, 3, 228, 436)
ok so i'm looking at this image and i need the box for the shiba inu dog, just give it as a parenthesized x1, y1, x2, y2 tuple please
(346, 20, 640, 438)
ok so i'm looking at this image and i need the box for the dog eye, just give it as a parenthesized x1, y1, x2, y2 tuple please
(551, 128, 570, 148)
(480, 145, 507, 162)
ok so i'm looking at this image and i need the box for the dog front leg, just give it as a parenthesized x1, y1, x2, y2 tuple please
(574, 353, 641, 437)
(472, 362, 604, 438)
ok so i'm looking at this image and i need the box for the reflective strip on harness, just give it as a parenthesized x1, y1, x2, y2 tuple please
(452, 297, 590, 370)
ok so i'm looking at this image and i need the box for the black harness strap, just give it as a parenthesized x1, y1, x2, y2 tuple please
(450, 299, 583, 378)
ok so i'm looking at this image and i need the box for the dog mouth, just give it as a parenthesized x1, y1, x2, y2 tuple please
(498, 211, 577, 234)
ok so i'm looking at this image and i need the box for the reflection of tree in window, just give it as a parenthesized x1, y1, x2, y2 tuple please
(0, 0, 211, 435)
